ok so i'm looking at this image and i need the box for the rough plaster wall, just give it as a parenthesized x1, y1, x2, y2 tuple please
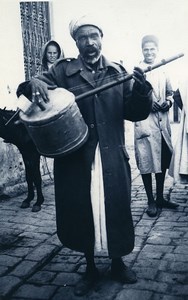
(0, 139, 54, 197)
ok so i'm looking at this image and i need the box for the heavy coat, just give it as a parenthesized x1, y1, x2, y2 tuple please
(134, 61, 173, 174)
(18, 55, 152, 258)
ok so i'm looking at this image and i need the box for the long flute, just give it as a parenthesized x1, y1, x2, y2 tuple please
(76, 52, 184, 101)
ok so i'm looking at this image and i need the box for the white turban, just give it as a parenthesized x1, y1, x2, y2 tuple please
(69, 15, 103, 40)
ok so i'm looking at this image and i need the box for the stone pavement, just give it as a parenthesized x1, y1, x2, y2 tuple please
(0, 123, 188, 300)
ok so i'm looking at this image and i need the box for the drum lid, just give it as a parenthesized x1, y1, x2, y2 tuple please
(20, 88, 75, 125)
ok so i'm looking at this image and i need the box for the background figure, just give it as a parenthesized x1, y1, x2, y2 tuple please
(169, 81, 188, 183)
(17, 16, 152, 297)
(134, 35, 178, 217)
(41, 40, 64, 72)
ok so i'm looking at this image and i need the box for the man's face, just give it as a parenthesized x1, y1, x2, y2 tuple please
(75, 25, 102, 64)
(142, 42, 158, 64)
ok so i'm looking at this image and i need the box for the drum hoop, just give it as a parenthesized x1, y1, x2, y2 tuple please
(19, 101, 74, 125)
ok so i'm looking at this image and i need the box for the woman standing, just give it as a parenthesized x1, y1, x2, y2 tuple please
(41, 40, 64, 72)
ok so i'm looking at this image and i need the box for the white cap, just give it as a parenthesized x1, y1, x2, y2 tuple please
(69, 15, 103, 40)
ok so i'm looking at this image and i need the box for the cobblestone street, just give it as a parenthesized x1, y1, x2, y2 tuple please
(0, 123, 188, 300)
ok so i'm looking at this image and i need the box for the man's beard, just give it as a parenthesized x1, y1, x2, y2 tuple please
(81, 46, 101, 64)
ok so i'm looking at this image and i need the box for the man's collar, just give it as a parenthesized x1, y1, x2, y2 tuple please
(65, 55, 122, 76)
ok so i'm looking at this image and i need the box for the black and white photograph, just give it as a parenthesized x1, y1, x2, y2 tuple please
(0, 0, 188, 299)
